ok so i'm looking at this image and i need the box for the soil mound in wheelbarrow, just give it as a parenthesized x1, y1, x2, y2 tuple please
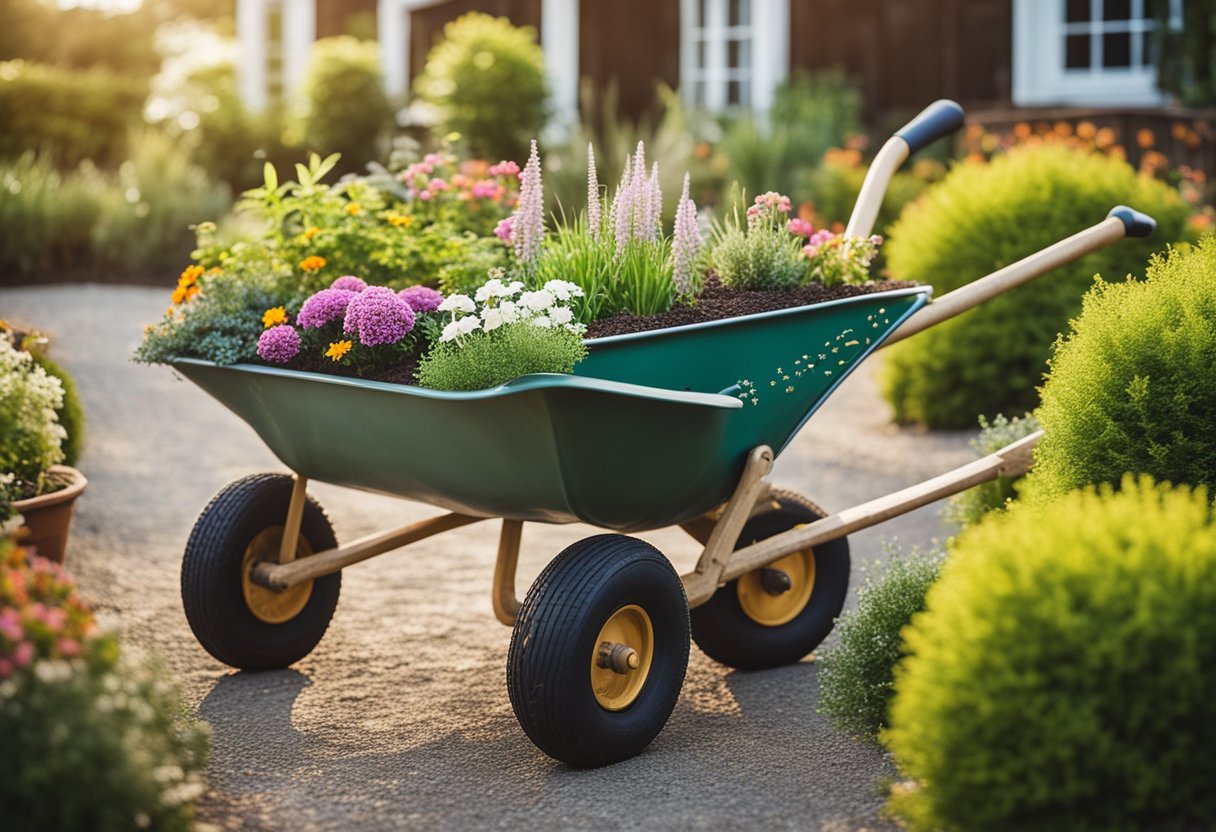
(585, 276, 919, 340)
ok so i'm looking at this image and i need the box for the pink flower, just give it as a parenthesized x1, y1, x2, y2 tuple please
(424, 152, 444, 166)
(672, 172, 701, 296)
(44, 607, 67, 633)
(471, 179, 503, 200)
(57, 638, 80, 657)
(12, 641, 34, 668)
(788, 218, 814, 238)
(429, 178, 449, 192)
(256, 325, 301, 364)
(330, 275, 367, 293)
(419, 190, 432, 201)
(0, 608, 22, 642)
(398, 285, 444, 313)
(804, 244, 821, 258)
(489, 160, 520, 178)
(495, 217, 514, 243)
(0, 658, 11, 679)
(511, 140, 544, 264)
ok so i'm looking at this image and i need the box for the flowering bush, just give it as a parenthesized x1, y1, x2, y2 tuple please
(417, 273, 587, 391)
(0, 334, 66, 498)
(802, 229, 883, 287)
(711, 191, 808, 291)
(0, 538, 210, 830)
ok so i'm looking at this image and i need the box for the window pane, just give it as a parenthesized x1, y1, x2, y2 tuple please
(727, 79, 750, 106)
(1066, 0, 1090, 22)
(696, 39, 705, 69)
(1103, 0, 1132, 21)
(696, 0, 707, 28)
(727, 38, 750, 69)
(692, 81, 705, 106)
(1142, 30, 1156, 66)
(1103, 31, 1132, 67)
(729, 0, 750, 27)
(1066, 34, 1091, 69)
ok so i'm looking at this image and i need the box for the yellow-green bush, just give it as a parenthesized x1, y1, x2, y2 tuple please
(885, 477, 1216, 830)
(1027, 239, 1216, 502)
(881, 146, 1192, 428)
(0, 60, 147, 167)
(413, 13, 547, 162)
(294, 37, 391, 174)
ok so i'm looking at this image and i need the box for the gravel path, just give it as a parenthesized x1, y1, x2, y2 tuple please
(1, 284, 972, 831)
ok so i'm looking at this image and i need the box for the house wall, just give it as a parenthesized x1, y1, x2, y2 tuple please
(790, 0, 1012, 117)
(409, 0, 543, 79)
(579, 0, 681, 119)
(317, 0, 379, 38)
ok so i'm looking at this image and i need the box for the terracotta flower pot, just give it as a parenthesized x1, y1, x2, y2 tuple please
(13, 465, 88, 564)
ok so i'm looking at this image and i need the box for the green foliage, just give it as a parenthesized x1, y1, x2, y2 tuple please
(0, 60, 147, 167)
(0, 153, 106, 274)
(1154, 0, 1216, 107)
(885, 477, 1216, 831)
(91, 129, 232, 270)
(724, 69, 863, 199)
(942, 412, 1040, 530)
(711, 200, 806, 291)
(0, 337, 65, 494)
(30, 353, 84, 468)
(1027, 239, 1216, 503)
(0, 0, 160, 77)
(817, 546, 944, 739)
(413, 13, 548, 161)
(417, 322, 587, 391)
(806, 154, 943, 231)
(293, 37, 391, 174)
(880, 145, 1194, 428)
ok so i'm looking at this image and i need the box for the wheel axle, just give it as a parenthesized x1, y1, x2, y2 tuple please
(597, 641, 641, 674)
(760, 567, 792, 595)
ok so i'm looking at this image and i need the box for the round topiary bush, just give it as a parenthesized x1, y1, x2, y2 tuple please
(295, 37, 391, 172)
(880, 145, 1192, 428)
(31, 351, 83, 467)
(817, 546, 944, 739)
(885, 477, 1216, 831)
(1027, 238, 1216, 503)
(413, 13, 547, 162)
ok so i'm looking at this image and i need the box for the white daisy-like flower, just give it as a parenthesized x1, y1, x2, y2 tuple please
(549, 306, 574, 325)
(474, 279, 505, 302)
(519, 290, 555, 311)
(506, 280, 524, 295)
(481, 308, 505, 332)
(531, 315, 553, 328)
(543, 280, 583, 300)
(497, 300, 520, 324)
(439, 320, 462, 342)
(457, 316, 481, 336)
(438, 294, 475, 314)
(564, 322, 587, 334)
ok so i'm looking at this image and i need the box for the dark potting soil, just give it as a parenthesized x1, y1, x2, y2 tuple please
(585, 276, 919, 340)
(287, 349, 422, 386)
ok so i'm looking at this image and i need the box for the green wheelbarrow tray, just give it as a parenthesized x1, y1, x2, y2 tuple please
(172, 285, 929, 532)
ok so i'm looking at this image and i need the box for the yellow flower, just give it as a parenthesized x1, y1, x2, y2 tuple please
(171, 285, 187, 305)
(304, 226, 320, 240)
(387, 212, 414, 227)
(326, 339, 352, 361)
(262, 306, 288, 328)
(179, 264, 204, 287)
(345, 203, 361, 216)
(299, 255, 327, 273)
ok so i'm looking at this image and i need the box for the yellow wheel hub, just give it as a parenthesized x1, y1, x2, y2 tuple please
(737, 548, 816, 627)
(241, 526, 315, 624)
(590, 604, 654, 711)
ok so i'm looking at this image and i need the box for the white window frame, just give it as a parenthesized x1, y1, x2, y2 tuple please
(237, 0, 316, 113)
(680, 0, 788, 114)
(1013, 0, 1182, 107)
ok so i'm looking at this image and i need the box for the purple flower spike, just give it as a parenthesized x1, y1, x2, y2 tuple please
(298, 288, 357, 329)
(398, 285, 445, 314)
(257, 325, 300, 364)
(343, 286, 416, 346)
(330, 275, 367, 293)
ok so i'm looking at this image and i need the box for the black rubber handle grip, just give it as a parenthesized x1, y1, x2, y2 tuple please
(1108, 205, 1157, 238)
(895, 99, 966, 154)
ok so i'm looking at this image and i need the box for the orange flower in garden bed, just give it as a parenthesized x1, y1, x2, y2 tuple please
(262, 307, 288, 328)
(326, 339, 352, 361)
(299, 255, 327, 273)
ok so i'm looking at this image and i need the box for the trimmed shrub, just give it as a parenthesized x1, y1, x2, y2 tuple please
(0, 60, 147, 167)
(942, 412, 1040, 530)
(417, 322, 586, 391)
(293, 37, 391, 174)
(816, 546, 944, 739)
(880, 145, 1193, 428)
(885, 477, 1216, 831)
(413, 13, 548, 162)
(1027, 238, 1216, 502)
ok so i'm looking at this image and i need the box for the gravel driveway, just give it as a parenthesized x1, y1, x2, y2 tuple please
(1, 284, 972, 831)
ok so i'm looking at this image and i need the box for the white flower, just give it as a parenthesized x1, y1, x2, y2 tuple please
(543, 280, 584, 301)
(438, 294, 475, 314)
(564, 322, 587, 334)
(549, 306, 574, 326)
(474, 279, 505, 302)
(507, 281, 524, 295)
(531, 316, 553, 328)
(457, 316, 480, 336)
(497, 300, 520, 324)
(439, 320, 462, 342)
(519, 290, 555, 312)
(481, 308, 505, 332)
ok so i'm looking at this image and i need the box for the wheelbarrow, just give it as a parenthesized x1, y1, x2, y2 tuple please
(172, 100, 1157, 767)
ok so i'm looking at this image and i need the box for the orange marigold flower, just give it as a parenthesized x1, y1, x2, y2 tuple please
(304, 226, 321, 240)
(179, 264, 204, 286)
(326, 339, 352, 361)
(387, 212, 415, 227)
(1172, 121, 1189, 141)
(1076, 121, 1097, 140)
(299, 255, 327, 273)
(185, 285, 201, 301)
(345, 203, 361, 216)
(1054, 121, 1073, 138)
(1136, 128, 1156, 149)
(171, 286, 187, 305)
(1095, 127, 1116, 149)
(1013, 122, 1032, 139)
(262, 306, 288, 328)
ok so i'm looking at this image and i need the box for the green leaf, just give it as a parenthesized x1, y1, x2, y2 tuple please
(263, 162, 278, 192)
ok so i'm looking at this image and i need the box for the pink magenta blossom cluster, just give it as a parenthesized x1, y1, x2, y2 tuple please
(401, 154, 519, 206)
(671, 173, 701, 297)
(788, 218, 814, 238)
(586, 144, 602, 240)
(746, 191, 793, 226)
(488, 160, 520, 178)
(398, 285, 445, 313)
(510, 140, 545, 265)
(494, 217, 513, 242)
(330, 275, 368, 293)
(343, 286, 417, 346)
(609, 141, 663, 256)
(257, 325, 301, 363)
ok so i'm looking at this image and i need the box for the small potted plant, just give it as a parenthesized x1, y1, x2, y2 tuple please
(1, 334, 87, 564)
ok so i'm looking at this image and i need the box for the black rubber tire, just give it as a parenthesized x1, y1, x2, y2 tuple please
(181, 473, 341, 670)
(690, 491, 850, 671)
(507, 534, 690, 767)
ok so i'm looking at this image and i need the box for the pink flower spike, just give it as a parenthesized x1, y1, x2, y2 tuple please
(586, 143, 601, 240)
(511, 139, 545, 265)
